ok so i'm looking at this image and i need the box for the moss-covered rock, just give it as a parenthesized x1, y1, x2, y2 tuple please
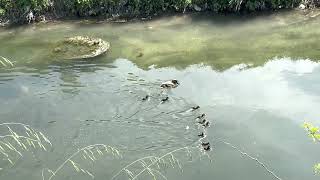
(53, 36, 110, 60)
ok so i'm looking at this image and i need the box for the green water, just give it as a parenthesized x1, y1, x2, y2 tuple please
(0, 10, 320, 180)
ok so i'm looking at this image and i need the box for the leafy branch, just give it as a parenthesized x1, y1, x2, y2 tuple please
(303, 122, 320, 174)
(303, 122, 320, 142)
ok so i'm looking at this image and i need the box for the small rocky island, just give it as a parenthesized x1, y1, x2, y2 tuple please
(53, 36, 110, 60)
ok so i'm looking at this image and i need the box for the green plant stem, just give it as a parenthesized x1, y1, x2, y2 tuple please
(130, 146, 191, 180)
(0, 134, 40, 142)
(44, 144, 118, 180)
(110, 156, 157, 180)
(0, 122, 32, 127)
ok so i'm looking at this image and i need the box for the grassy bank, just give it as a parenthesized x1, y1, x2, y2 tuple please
(0, 0, 319, 24)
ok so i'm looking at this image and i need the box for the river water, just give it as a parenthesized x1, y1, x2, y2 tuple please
(0, 10, 320, 180)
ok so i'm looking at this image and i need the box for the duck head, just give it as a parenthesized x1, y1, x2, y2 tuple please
(171, 79, 179, 85)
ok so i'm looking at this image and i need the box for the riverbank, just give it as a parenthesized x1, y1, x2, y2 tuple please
(0, 0, 319, 26)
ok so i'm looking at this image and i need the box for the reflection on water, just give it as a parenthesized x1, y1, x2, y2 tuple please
(1, 57, 320, 180)
(1, 9, 320, 180)
(0, 10, 320, 71)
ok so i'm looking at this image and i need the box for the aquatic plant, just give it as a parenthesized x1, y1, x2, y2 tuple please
(42, 144, 121, 180)
(0, 56, 13, 67)
(0, 122, 51, 167)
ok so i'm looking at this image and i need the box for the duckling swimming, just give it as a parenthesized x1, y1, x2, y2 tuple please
(198, 119, 206, 124)
(142, 95, 149, 101)
(196, 113, 206, 119)
(160, 80, 179, 88)
(203, 121, 210, 128)
(201, 142, 210, 146)
(198, 132, 205, 138)
(161, 97, 169, 103)
(201, 142, 211, 151)
(203, 145, 211, 151)
(192, 106, 200, 111)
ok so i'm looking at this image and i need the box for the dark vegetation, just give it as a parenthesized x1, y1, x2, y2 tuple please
(0, 0, 319, 24)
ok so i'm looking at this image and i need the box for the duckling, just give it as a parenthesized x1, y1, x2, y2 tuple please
(196, 113, 206, 119)
(142, 95, 149, 101)
(192, 106, 200, 111)
(161, 97, 169, 103)
(201, 142, 210, 147)
(204, 145, 211, 151)
(198, 132, 205, 138)
(160, 79, 179, 88)
(203, 121, 210, 128)
(198, 119, 206, 124)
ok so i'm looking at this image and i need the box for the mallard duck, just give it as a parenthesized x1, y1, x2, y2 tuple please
(160, 80, 179, 88)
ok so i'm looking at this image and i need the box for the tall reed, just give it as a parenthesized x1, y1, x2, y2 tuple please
(111, 146, 210, 180)
(0, 122, 51, 166)
(0, 56, 14, 67)
(42, 144, 121, 180)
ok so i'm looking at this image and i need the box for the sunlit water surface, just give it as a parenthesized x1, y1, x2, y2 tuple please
(0, 10, 320, 180)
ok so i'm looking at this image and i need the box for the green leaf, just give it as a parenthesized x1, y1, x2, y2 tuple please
(310, 127, 319, 134)
(314, 163, 320, 174)
(314, 134, 320, 140)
